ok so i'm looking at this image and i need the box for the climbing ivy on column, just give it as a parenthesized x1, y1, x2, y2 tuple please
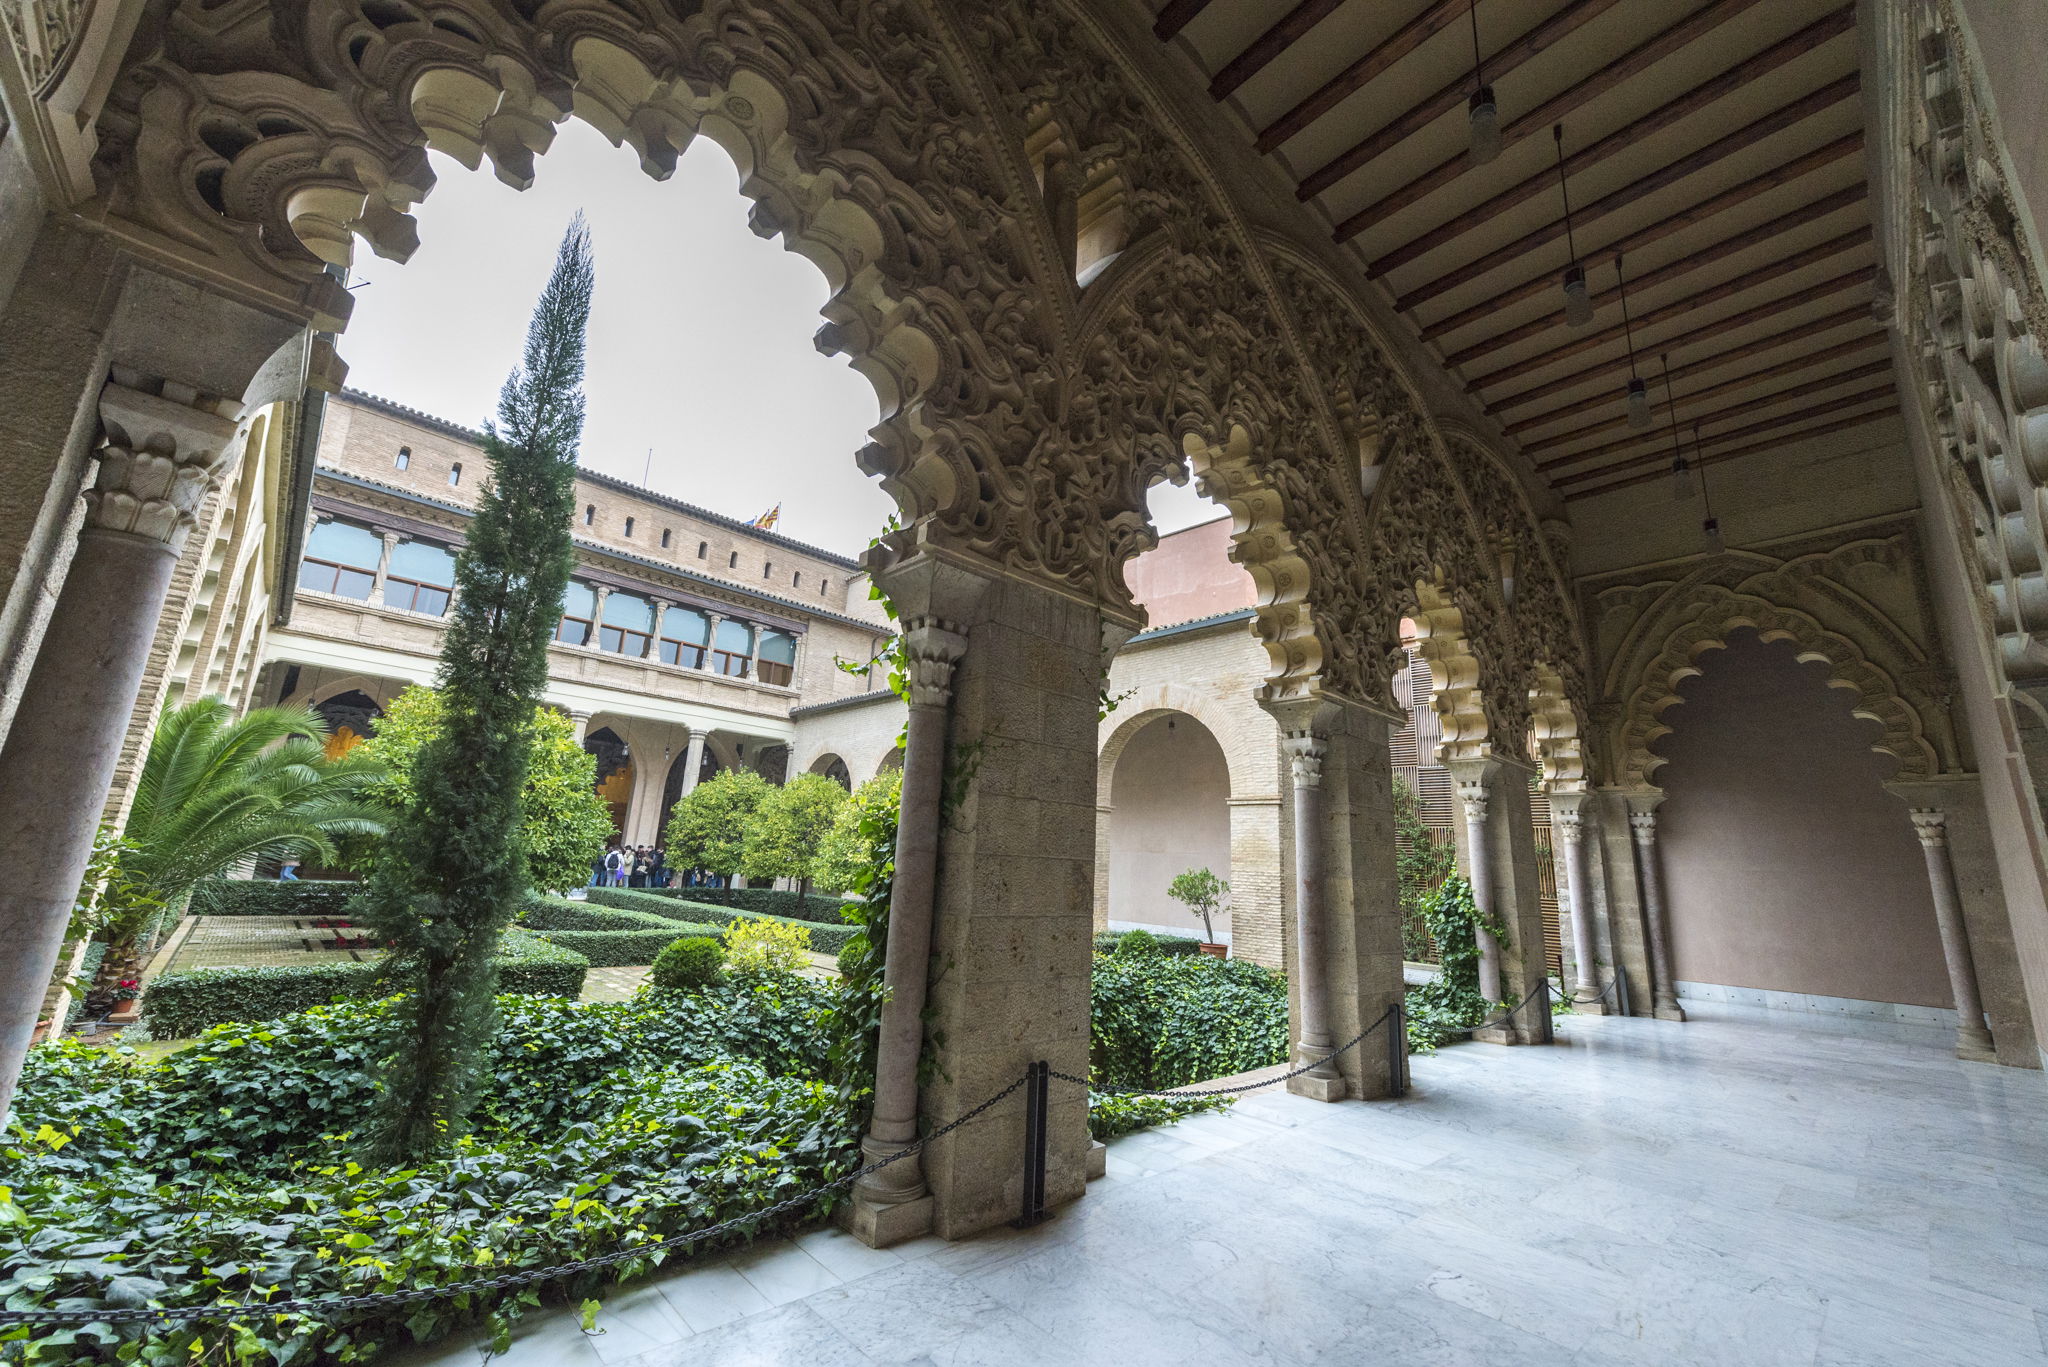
(361, 217, 593, 1161)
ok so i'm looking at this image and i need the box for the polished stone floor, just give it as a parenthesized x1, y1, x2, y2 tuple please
(409, 1006, 2048, 1366)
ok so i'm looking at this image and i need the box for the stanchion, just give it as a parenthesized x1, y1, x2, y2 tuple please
(1014, 1059, 1051, 1228)
(1616, 965, 1632, 1018)
(1536, 977, 1555, 1045)
(1387, 999, 1406, 1098)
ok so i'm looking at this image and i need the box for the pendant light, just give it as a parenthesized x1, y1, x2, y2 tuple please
(1466, 1, 1501, 167)
(1617, 252, 1650, 427)
(1696, 422, 1725, 553)
(1554, 125, 1592, 327)
(1661, 353, 1697, 501)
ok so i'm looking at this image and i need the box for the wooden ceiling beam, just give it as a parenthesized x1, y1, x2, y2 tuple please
(1533, 359, 1897, 471)
(1552, 385, 1897, 489)
(1211, 0, 1348, 101)
(1338, 0, 1773, 239)
(1421, 133, 1863, 338)
(1561, 407, 1898, 500)
(1519, 333, 1891, 450)
(1465, 228, 1869, 390)
(1443, 185, 1866, 365)
(1154, 0, 1215, 42)
(1354, 5, 1852, 255)
(1392, 73, 1861, 312)
(1299, 0, 1627, 204)
(1488, 280, 1875, 413)
(1256, 0, 1470, 154)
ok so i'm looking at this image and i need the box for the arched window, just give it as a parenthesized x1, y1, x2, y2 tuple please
(763, 561, 774, 579)
(728, 551, 739, 568)
(659, 606, 711, 668)
(697, 541, 708, 559)
(384, 539, 457, 615)
(395, 446, 411, 470)
(623, 517, 635, 538)
(555, 581, 596, 646)
(660, 528, 672, 549)
(792, 570, 801, 588)
(599, 591, 655, 656)
(756, 629, 798, 687)
(298, 519, 380, 600)
(821, 580, 830, 598)
(583, 505, 596, 526)
(448, 463, 462, 487)
(711, 618, 754, 677)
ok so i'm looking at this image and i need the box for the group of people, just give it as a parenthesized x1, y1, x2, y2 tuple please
(593, 843, 669, 888)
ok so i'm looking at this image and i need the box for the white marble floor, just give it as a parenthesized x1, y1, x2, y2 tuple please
(402, 1006, 2048, 1366)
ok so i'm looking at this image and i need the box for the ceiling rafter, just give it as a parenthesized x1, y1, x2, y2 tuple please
(1561, 407, 1898, 500)
(1390, 74, 1861, 309)
(1420, 133, 1864, 338)
(1518, 332, 1891, 450)
(1552, 385, 1897, 488)
(1465, 227, 1870, 390)
(1255, 0, 1471, 153)
(1154, 0, 1215, 43)
(1297, 0, 1627, 203)
(1338, 0, 1773, 239)
(1533, 359, 1896, 471)
(1210, 0, 1348, 100)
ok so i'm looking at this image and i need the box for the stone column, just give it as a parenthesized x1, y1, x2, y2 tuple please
(367, 529, 402, 606)
(679, 730, 707, 796)
(0, 383, 240, 1118)
(1551, 793, 1605, 1013)
(1907, 809, 1998, 1061)
(1627, 801, 1686, 1021)
(702, 611, 726, 671)
(1448, 755, 1550, 1043)
(567, 710, 593, 745)
(849, 612, 970, 1245)
(647, 598, 671, 661)
(1453, 770, 1504, 1004)
(1280, 726, 1342, 1101)
(589, 585, 611, 650)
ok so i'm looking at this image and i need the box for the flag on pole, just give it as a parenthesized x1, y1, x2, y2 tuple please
(751, 504, 782, 530)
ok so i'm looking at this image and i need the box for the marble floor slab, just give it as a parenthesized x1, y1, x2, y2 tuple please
(392, 1006, 2048, 1366)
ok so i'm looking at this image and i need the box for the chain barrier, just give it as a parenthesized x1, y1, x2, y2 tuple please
(1559, 974, 1621, 1007)
(1048, 1002, 1402, 1099)
(0, 1074, 1033, 1330)
(1433, 978, 1555, 1039)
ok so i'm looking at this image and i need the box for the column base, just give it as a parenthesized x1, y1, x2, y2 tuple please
(1653, 1003, 1687, 1022)
(1287, 1070, 1347, 1101)
(1085, 1140, 1107, 1181)
(1571, 998, 1611, 1016)
(842, 1191, 935, 1248)
(1472, 1025, 1522, 1045)
(1957, 1026, 1997, 1063)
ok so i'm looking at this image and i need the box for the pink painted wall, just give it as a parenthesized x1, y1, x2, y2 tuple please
(1654, 630, 1953, 1008)
(1124, 517, 1256, 629)
(1108, 714, 1232, 938)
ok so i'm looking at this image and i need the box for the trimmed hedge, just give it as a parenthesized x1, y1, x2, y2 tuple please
(188, 878, 362, 918)
(1093, 929, 1204, 957)
(587, 887, 858, 954)
(520, 896, 725, 966)
(639, 885, 856, 927)
(142, 928, 588, 1038)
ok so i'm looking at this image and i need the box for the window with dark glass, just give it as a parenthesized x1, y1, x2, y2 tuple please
(697, 541, 708, 559)
(583, 504, 596, 526)
(763, 561, 773, 579)
(448, 463, 462, 487)
(728, 550, 739, 568)
(395, 446, 411, 470)
(756, 629, 797, 687)
(297, 519, 380, 600)
(599, 590, 655, 656)
(383, 539, 456, 615)
(711, 617, 754, 677)
(660, 528, 672, 549)
(624, 517, 635, 538)
(792, 570, 801, 588)
(658, 606, 710, 668)
(556, 580, 596, 646)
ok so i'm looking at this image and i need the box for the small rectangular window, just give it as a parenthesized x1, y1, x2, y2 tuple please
(661, 529, 672, 549)
(792, 570, 801, 588)
(624, 517, 635, 538)
(448, 463, 462, 487)
(395, 446, 411, 470)
(763, 562, 773, 579)
(728, 551, 739, 568)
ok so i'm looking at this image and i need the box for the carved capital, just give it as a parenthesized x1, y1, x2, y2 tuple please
(1629, 810, 1659, 845)
(1281, 732, 1326, 788)
(902, 615, 968, 709)
(1456, 778, 1490, 825)
(86, 383, 240, 555)
(1554, 805, 1585, 845)
(1909, 808, 1949, 849)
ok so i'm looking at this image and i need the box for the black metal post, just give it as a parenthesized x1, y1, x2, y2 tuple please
(1537, 977, 1555, 1044)
(1014, 1060, 1051, 1228)
(1387, 1000, 1405, 1098)
(1616, 964, 1633, 1018)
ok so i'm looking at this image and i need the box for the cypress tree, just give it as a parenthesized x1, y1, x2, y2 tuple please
(363, 217, 594, 1159)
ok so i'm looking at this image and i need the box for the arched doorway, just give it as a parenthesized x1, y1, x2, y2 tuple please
(1652, 629, 1952, 1018)
(310, 689, 382, 761)
(1104, 712, 1232, 944)
(809, 754, 852, 788)
(584, 726, 633, 838)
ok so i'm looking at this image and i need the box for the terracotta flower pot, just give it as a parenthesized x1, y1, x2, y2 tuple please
(1198, 943, 1228, 959)
(110, 997, 139, 1016)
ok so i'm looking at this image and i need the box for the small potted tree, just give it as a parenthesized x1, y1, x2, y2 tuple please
(1168, 867, 1230, 958)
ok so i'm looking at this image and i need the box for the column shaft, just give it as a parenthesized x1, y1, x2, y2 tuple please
(1283, 733, 1339, 1099)
(1910, 810, 1997, 1060)
(1630, 809, 1685, 1021)
(1555, 799, 1604, 1009)
(1459, 779, 1503, 1004)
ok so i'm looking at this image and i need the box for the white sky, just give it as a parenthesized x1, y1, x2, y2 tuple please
(338, 120, 1216, 557)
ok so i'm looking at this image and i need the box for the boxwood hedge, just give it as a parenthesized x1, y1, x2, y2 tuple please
(638, 885, 856, 927)
(519, 896, 725, 966)
(142, 928, 588, 1037)
(587, 887, 857, 954)
(187, 877, 363, 918)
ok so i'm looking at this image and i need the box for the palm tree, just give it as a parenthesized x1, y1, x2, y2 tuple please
(103, 698, 389, 942)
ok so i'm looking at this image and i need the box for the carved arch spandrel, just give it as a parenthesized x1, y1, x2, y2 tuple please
(1613, 589, 1941, 789)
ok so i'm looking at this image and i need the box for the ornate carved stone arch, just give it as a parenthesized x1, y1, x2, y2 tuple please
(1613, 589, 1941, 789)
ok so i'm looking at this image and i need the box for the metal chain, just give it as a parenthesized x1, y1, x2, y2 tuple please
(1560, 974, 1621, 1007)
(1434, 979, 1553, 1038)
(0, 1074, 1031, 1330)
(1050, 1003, 1399, 1098)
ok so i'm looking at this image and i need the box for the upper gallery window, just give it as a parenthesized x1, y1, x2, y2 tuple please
(298, 519, 380, 600)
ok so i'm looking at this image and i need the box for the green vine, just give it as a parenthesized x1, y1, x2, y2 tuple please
(1404, 874, 1510, 1052)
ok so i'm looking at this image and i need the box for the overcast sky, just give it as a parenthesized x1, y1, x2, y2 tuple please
(339, 121, 1215, 557)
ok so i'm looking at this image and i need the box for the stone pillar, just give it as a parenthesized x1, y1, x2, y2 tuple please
(679, 730, 707, 796)
(567, 710, 593, 744)
(367, 529, 402, 606)
(1279, 723, 1341, 1101)
(1092, 800, 1113, 935)
(1907, 809, 1998, 1061)
(648, 598, 671, 661)
(0, 383, 240, 1117)
(1448, 755, 1551, 1043)
(1591, 788, 1652, 1016)
(589, 585, 610, 649)
(1551, 792, 1606, 1013)
(1453, 769, 1504, 1004)
(849, 606, 973, 1246)
(702, 611, 726, 672)
(1627, 800, 1686, 1021)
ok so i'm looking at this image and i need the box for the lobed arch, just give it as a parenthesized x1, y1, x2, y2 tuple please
(1613, 589, 1941, 790)
(1526, 661, 1587, 794)
(1405, 578, 1492, 765)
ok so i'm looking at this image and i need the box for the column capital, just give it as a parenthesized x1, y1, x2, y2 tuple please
(87, 383, 241, 555)
(902, 616, 969, 709)
(1554, 803, 1586, 844)
(1909, 808, 1949, 848)
(1628, 809, 1658, 844)
(1456, 777, 1490, 823)
(1280, 731, 1326, 788)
